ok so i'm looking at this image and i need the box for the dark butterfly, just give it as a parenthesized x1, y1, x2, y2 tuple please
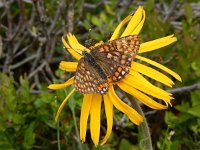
(74, 35, 140, 95)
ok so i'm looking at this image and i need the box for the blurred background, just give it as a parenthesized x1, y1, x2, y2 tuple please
(0, 0, 200, 149)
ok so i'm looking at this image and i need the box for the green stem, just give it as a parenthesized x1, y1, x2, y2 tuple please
(161, 126, 169, 150)
(126, 94, 153, 150)
(57, 121, 61, 150)
(55, 96, 61, 150)
(63, 88, 83, 150)
(71, 107, 84, 150)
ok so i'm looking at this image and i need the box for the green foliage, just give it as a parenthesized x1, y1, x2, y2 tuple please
(0, 73, 78, 149)
(157, 90, 200, 149)
(119, 139, 139, 150)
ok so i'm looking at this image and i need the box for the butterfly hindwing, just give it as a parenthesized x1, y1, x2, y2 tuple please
(74, 58, 109, 94)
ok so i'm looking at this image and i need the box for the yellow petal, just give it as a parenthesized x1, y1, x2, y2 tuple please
(131, 62, 174, 87)
(101, 95, 113, 145)
(131, 10, 145, 35)
(118, 82, 168, 109)
(110, 15, 132, 41)
(129, 69, 157, 88)
(136, 55, 182, 81)
(67, 33, 87, 53)
(108, 86, 143, 125)
(118, 82, 167, 110)
(62, 36, 81, 60)
(48, 77, 74, 90)
(80, 94, 92, 142)
(59, 61, 78, 72)
(124, 73, 172, 101)
(139, 34, 177, 53)
(130, 69, 172, 97)
(121, 6, 144, 37)
(90, 94, 102, 146)
(55, 88, 76, 121)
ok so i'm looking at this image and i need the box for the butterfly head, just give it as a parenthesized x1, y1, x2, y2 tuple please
(82, 50, 95, 63)
(82, 50, 88, 56)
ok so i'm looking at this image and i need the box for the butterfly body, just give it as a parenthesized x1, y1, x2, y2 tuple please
(82, 51, 107, 80)
(74, 35, 140, 95)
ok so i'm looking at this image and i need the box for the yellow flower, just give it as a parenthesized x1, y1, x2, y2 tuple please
(48, 6, 181, 145)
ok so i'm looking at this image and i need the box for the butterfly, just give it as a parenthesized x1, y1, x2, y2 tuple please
(74, 35, 140, 95)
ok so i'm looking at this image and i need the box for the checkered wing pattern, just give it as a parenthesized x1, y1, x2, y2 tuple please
(91, 35, 140, 82)
(74, 59, 109, 94)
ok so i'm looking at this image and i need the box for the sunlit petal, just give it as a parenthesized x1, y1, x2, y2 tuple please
(131, 10, 145, 35)
(48, 77, 74, 90)
(110, 15, 132, 40)
(118, 82, 168, 109)
(62, 36, 81, 60)
(129, 69, 157, 87)
(101, 95, 113, 145)
(121, 6, 144, 37)
(80, 94, 92, 142)
(90, 94, 102, 146)
(139, 35, 177, 53)
(108, 86, 143, 125)
(136, 55, 181, 81)
(117, 79, 170, 109)
(55, 88, 76, 121)
(131, 62, 174, 87)
(59, 61, 78, 72)
(67, 33, 87, 53)
(123, 74, 173, 103)
(130, 70, 172, 96)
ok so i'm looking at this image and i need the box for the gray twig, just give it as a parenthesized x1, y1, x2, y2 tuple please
(167, 82, 200, 94)
(10, 54, 37, 69)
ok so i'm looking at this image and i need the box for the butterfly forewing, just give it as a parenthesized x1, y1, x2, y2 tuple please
(91, 35, 140, 82)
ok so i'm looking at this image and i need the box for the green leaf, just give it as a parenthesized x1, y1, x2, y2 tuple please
(165, 111, 178, 128)
(184, 4, 193, 25)
(19, 76, 31, 103)
(187, 104, 200, 118)
(119, 139, 139, 150)
(0, 131, 15, 150)
(0, 119, 6, 131)
(169, 140, 180, 150)
(12, 113, 25, 125)
(165, 111, 191, 128)
(0, 73, 16, 111)
(145, 0, 155, 12)
(191, 61, 200, 76)
(191, 91, 200, 106)
(91, 16, 101, 28)
(175, 102, 190, 113)
(23, 123, 36, 149)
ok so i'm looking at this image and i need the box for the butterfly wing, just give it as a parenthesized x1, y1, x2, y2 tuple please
(90, 35, 140, 82)
(74, 58, 109, 94)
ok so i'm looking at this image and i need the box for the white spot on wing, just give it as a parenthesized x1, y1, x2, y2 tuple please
(107, 53, 112, 58)
(121, 70, 126, 75)
(118, 76, 122, 80)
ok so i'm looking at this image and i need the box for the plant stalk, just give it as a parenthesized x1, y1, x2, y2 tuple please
(126, 94, 153, 150)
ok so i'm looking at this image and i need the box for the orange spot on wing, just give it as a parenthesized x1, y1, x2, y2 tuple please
(117, 67, 122, 73)
(97, 86, 102, 91)
(121, 59, 126, 65)
(115, 71, 119, 77)
(112, 76, 117, 81)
